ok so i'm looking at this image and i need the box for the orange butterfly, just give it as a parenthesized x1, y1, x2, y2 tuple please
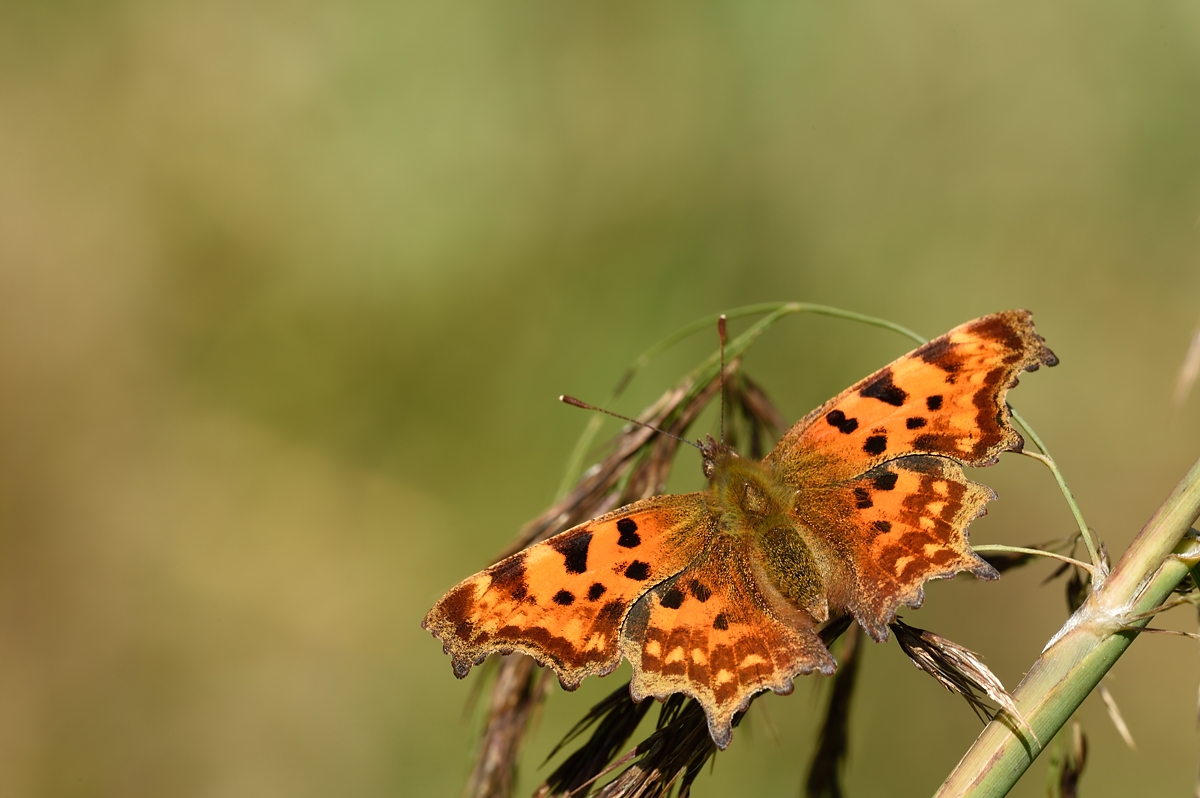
(423, 310, 1056, 748)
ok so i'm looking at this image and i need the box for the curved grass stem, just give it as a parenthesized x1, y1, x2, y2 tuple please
(971, 545, 1096, 577)
(1010, 417, 1107, 582)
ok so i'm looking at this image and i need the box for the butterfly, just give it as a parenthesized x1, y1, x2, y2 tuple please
(423, 310, 1057, 748)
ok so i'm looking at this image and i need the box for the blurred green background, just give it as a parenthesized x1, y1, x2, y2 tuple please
(3, 1, 1200, 796)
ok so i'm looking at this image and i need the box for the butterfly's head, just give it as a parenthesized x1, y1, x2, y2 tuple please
(700, 434, 738, 481)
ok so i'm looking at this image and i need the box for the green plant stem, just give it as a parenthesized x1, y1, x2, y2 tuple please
(937, 454, 1200, 798)
(1009, 415, 1106, 579)
(970, 545, 1096, 575)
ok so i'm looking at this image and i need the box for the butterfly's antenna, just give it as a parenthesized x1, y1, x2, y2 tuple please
(718, 314, 727, 444)
(559, 395, 703, 451)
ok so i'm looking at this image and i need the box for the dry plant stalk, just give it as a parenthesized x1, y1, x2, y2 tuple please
(467, 656, 553, 798)
(891, 620, 1034, 744)
(805, 623, 864, 798)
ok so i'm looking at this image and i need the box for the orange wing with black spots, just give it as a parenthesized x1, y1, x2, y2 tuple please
(422, 494, 717, 689)
(795, 456, 998, 640)
(621, 535, 835, 748)
(766, 310, 1055, 640)
(767, 310, 1057, 485)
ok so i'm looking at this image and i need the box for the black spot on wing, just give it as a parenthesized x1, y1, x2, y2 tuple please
(872, 520, 892, 533)
(624, 561, 651, 581)
(872, 472, 898, 491)
(553, 590, 575, 606)
(863, 435, 888, 456)
(906, 417, 927, 429)
(551, 532, 592, 575)
(616, 517, 641, 548)
(853, 487, 873, 509)
(926, 395, 943, 411)
(859, 369, 908, 406)
(712, 613, 729, 630)
(689, 581, 712, 602)
(660, 588, 685, 609)
(587, 583, 607, 601)
(825, 409, 859, 434)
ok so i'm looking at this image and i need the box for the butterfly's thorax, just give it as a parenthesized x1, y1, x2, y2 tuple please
(704, 447, 829, 621)
(704, 450, 794, 534)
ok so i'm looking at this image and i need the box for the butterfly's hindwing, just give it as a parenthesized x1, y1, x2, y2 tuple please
(621, 534, 834, 748)
(796, 456, 998, 639)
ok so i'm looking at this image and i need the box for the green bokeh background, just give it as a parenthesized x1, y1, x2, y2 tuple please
(4, 2, 1200, 796)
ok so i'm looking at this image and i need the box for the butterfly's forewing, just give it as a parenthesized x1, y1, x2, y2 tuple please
(423, 494, 716, 689)
(768, 310, 1058, 485)
(621, 535, 834, 748)
(766, 310, 1056, 638)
